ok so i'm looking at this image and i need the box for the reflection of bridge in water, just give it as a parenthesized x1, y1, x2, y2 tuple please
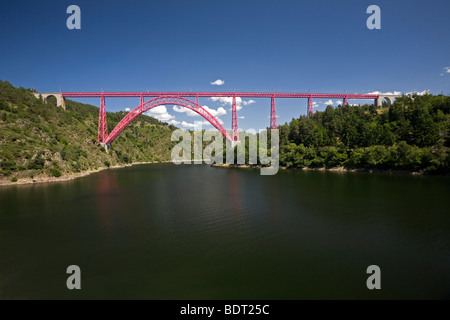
(33, 91, 401, 145)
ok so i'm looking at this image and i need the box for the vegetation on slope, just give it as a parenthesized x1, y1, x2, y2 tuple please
(0, 80, 176, 183)
(277, 94, 450, 174)
(188, 94, 450, 175)
(1, 79, 449, 182)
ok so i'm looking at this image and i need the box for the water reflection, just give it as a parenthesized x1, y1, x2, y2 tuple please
(229, 169, 242, 215)
(94, 171, 120, 230)
(0, 164, 449, 299)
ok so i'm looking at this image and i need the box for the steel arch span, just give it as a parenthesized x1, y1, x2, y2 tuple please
(104, 96, 232, 144)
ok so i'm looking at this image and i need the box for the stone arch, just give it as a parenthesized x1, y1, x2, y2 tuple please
(382, 96, 393, 106)
(376, 95, 401, 107)
(33, 93, 66, 110)
(44, 95, 58, 105)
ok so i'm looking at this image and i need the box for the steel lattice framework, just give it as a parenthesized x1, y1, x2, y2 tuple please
(270, 95, 277, 129)
(98, 95, 108, 142)
(62, 92, 378, 99)
(231, 95, 239, 141)
(61, 91, 380, 144)
(104, 96, 232, 144)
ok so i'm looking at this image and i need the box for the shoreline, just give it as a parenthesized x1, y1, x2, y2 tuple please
(210, 163, 438, 176)
(2, 161, 447, 187)
(0, 161, 172, 187)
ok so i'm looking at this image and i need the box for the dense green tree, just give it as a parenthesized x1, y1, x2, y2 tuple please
(276, 93, 450, 174)
(0, 80, 177, 180)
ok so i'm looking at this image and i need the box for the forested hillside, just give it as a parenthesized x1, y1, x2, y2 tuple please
(1, 80, 449, 183)
(0, 80, 176, 183)
(278, 94, 450, 174)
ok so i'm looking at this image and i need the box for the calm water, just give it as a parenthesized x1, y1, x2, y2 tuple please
(0, 164, 449, 299)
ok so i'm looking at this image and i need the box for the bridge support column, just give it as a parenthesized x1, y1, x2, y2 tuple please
(56, 95, 66, 110)
(98, 95, 108, 142)
(100, 142, 111, 152)
(232, 95, 239, 142)
(343, 96, 348, 106)
(307, 96, 313, 116)
(140, 95, 144, 106)
(376, 97, 382, 107)
(270, 96, 278, 129)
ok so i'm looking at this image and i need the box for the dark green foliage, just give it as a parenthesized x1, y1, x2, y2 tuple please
(0, 80, 35, 108)
(0, 159, 17, 171)
(27, 157, 45, 170)
(51, 167, 62, 177)
(276, 94, 450, 174)
(61, 145, 87, 162)
(0, 80, 176, 179)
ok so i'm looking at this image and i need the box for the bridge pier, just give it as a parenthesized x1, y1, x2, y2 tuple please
(100, 142, 111, 152)
(98, 95, 108, 142)
(270, 96, 278, 129)
(231, 95, 239, 142)
(307, 96, 313, 116)
(33, 93, 66, 110)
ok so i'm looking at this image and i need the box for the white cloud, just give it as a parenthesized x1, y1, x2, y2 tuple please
(147, 105, 167, 114)
(154, 113, 175, 121)
(125, 108, 130, 112)
(173, 105, 198, 117)
(238, 116, 245, 119)
(368, 90, 429, 96)
(146, 105, 175, 122)
(202, 105, 227, 117)
(322, 100, 344, 106)
(181, 121, 198, 128)
(444, 67, 450, 73)
(168, 119, 180, 125)
(367, 91, 402, 95)
(210, 79, 225, 86)
(210, 97, 241, 111)
(172, 104, 226, 120)
(180, 120, 219, 128)
(243, 99, 256, 106)
(405, 90, 430, 96)
(194, 119, 224, 127)
(210, 96, 254, 112)
(172, 104, 226, 128)
(210, 96, 237, 105)
(198, 118, 224, 126)
(198, 120, 211, 126)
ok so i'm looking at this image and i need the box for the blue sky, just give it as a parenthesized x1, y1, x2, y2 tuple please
(0, 0, 449, 130)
